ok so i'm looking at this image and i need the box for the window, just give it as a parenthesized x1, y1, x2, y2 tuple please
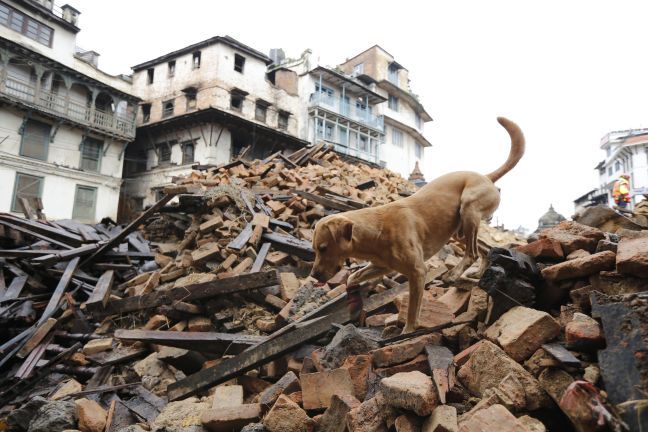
(392, 128, 403, 147)
(353, 63, 364, 76)
(255, 101, 268, 122)
(315, 84, 334, 97)
(606, 147, 612, 157)
(0, 2, 53, 47)
(607, 166, 613, 176)
(11, 173, 43, 213)
(234, 54, 245, 73)
(230, 91, 244, 111)
(182, 142, 194, 165)
(162, 99, 174, 118)
(184, 88, 197, 110)
(147, 68, 154, 85)
(388, 64, 399, 84)
(20, 119, 50, 160)
(192, 51, 201, 69)
(72, 185, 97, 221)
(388, 95, 399, 111)
(614, 161, 621, 172)
(338, 126, 348, 145)
(141, 103, 151, 123)
(359, 135, 368, 152)
(278, 111, 289, 130)
(324, 122, 334, 141)
(168, 60, 175, 77)
(415, 113, 422, 129)
(158, 142, 172, 164)
(80, 137, 102, 172)
(415, 142, 423, 159)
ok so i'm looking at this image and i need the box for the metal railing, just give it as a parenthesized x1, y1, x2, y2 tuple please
(313, 131, 379, 164)
(1, 75, 136, 138)
(309, 92, 384, 131)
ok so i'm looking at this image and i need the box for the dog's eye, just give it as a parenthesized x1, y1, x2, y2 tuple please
(318, 243, 327, 252)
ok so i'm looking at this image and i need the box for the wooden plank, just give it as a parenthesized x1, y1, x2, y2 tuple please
(541, 343, 582, 368)
(77, 224, 102, 242)
(95, 270, 278, 316)
(167, 309, 349, 401)
(0, 214, 83, 245)
(1, 275, 27, 301)
(81, 192, 178, 267)
(262, 232, 314, 260)
(31, 243, 101, 266)
(18, 197, 37, 220)
(0, 220, 75, 249)
(17, 318, 57, 358)
(227, 223, 253, 251)
(0, 249, 58, 258)
(292, 189, 356, 212)
(250, 243, 271, 273)
(127, 233, 150, 253)
(114, 330, 265, 354)
(86, 270, 115, 312)
(38, 257, 80, 326)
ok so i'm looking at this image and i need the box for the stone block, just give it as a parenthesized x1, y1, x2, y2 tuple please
(541, 251, 616, 281)
(340, 355, 372, 400)
(318, 394, 361, 432)
(211, 385, 244, 409)
(380, 371, 437, 416)
(565, 313, 605, 351)
(259, 371, 300, 408)
(437, 287, 471, 315)
(300, 368, 355, 410)
(457, 404, 530, 432)
(263, 394, 314, 432)
(394, 414, 422, 432)
(371, 333, 441, 368)
(51, 379, 83, 401)
(616, 235, 648, 278)
(75, 398, 107, 432)
(516, 238, 564, 260)
(201, 404, 261, 432)
(423, 405, 458, 432)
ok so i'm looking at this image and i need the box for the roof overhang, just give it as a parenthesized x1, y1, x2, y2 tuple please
(309, 66, 386, 105)
(132, 35, 271, 71)
(378, 79, 432, 122)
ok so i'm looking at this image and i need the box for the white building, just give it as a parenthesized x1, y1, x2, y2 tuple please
(593, 129, 648, 208)
(0, 0, 138, 222)
(338, 46, 433, 177)
(121, 35, 306, 216)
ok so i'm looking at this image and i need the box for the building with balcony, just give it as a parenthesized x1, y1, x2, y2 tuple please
(339, 45, 433, 177)
(575, 128, 648, 212)
(0, 0, 138, 222)
(121, 35, 307, 215)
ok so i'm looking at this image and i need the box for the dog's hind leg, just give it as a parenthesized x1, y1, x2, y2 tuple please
(443, 203, 482, 283)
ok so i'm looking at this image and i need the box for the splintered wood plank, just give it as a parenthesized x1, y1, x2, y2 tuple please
(167, 310, 349, 401)
(250, 243, 271, 273)
(1, 276, 27, 301)
(17, 318, 57, 359)
(81, 192, 178, 266)
(262, 232, 314, 261)
(0, 214, 83, 246)
(97, 270, 278, 316)
(86, 270, 115, 313)
(227, 223, 254, 251)
(38, 257, 80, 326)
(114, 330, 265, 354)
(292, 189, 356, 212)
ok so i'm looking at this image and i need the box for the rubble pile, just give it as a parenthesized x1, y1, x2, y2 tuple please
(0, 145, 645, 432)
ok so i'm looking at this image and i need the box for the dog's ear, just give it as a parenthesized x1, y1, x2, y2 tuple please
(339, 219, 353, 242)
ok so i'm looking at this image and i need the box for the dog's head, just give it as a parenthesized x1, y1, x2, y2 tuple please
(310, 215, 354, 282)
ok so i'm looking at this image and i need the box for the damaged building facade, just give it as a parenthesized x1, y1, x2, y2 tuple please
(0, 0, 138, 222)
(121, 36, 307, 214)
(575, 128, 648, 212)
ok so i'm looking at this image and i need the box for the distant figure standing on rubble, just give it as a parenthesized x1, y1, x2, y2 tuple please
(612, 174, 631, 210)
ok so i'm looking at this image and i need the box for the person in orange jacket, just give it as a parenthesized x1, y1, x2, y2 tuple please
(612, 174, 631, 209)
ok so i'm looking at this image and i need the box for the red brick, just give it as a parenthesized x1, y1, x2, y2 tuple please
(437, 287, 471, 315)
(346, 393, 395, 432)
(537, 221, 605, 254)
(565, 313, 605, 350)
(516, 238, 564, 259)
(484, 306, 560, 362)
(380, 371, 437, 416)
(201, 404, 261, 432)
(423, 405, 458, 432)
(318, 394, 361, 432)
(457, 404, 530, 432)
(395, 414, 422, 432)
(540, 251, 616, 281)
(340, 355, 372, 401)
(375, 353, 429, 377)
(453, 340, 485, 368)
(263, 394, 314, 432)
(300, 368, 355, 410)
(616, 235, 648, 278)
(397, 291, 455, 328)
(370, 333, 441, 368)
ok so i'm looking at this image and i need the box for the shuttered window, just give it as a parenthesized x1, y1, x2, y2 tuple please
(11, 173, 43, 212)
(20, 119, 50, 160)
(72, 185, 97, 221)
(0, 2, 53, 46)
(80, 138, 102, 172)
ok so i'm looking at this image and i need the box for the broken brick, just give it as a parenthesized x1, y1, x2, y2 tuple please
(380, 371, 437, 416)
(370, 333, 441, 368)
(540, 250, 616, 281)
(300, 368, 355, 410)
(263, 394, 314, 432)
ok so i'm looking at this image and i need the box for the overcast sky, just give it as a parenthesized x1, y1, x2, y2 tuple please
(73, 0, 648, 231)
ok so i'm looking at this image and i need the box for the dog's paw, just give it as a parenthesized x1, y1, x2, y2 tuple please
(402, 325, 416, 334)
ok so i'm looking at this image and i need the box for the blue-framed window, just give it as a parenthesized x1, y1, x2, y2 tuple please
(11, 172, 43, 212)
(20, 118, 50, 161)
(72, 185, 97, 222)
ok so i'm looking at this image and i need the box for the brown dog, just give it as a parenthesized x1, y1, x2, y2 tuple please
(310, 117, 525, 333)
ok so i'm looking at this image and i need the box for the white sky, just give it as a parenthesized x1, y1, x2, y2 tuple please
(73, 0, 648, 231)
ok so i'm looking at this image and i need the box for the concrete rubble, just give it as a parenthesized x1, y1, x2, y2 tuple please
(0, 147, 645, 431)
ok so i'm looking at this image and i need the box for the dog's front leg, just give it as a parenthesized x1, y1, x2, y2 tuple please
(403, 267, 426, 334)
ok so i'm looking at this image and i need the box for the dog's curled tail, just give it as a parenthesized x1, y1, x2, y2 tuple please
(486, 117, 525, 183)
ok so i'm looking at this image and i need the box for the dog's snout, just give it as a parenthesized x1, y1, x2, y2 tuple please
(311, 270, 325, 283)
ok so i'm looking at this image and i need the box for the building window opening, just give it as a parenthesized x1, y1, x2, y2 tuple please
(162, 99, 174, 118)
(182, 142, 195, 164)
(234, 54, 245, 73)
(158, 141, 174, 164)
(230, 91, 245, 111)
(278, 111, 289, 130)
(184, 88, 197, 110)
(415, 142, 423, 159)
(141, 103, 151, 123)
(81, 137, 102, 172)
(20, 119, 50, 161)
(388, 95, 399, 111)
(392, 128, 403, 148)
(72, 185, 97, 222)
(168, 60, 176, 77)
(192, 51, 201, 69)
(255, 101, 269, 122)
(388, 63, 399, 84)
(12, 172, 43, 213)
(147, 68, 154, 84)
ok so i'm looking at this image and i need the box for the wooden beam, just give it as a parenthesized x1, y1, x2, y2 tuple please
(0, 220, 75, 249)
(94, 270, 278, 316)
(292, 189, 356, 212)
(227, 223, 254, 251)
(250, 242, 270, 273)
(0, 214, 83, 246)
(114, 330, 265, 354)
(86, 270, 115, 312)
(37, 257, 80, 326)
(167, 309, 349, 401)
(1, 276, 27, 301)
(262, 232, 314, 261)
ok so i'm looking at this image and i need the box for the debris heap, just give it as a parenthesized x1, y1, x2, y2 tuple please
(0, 146, 645, 432)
